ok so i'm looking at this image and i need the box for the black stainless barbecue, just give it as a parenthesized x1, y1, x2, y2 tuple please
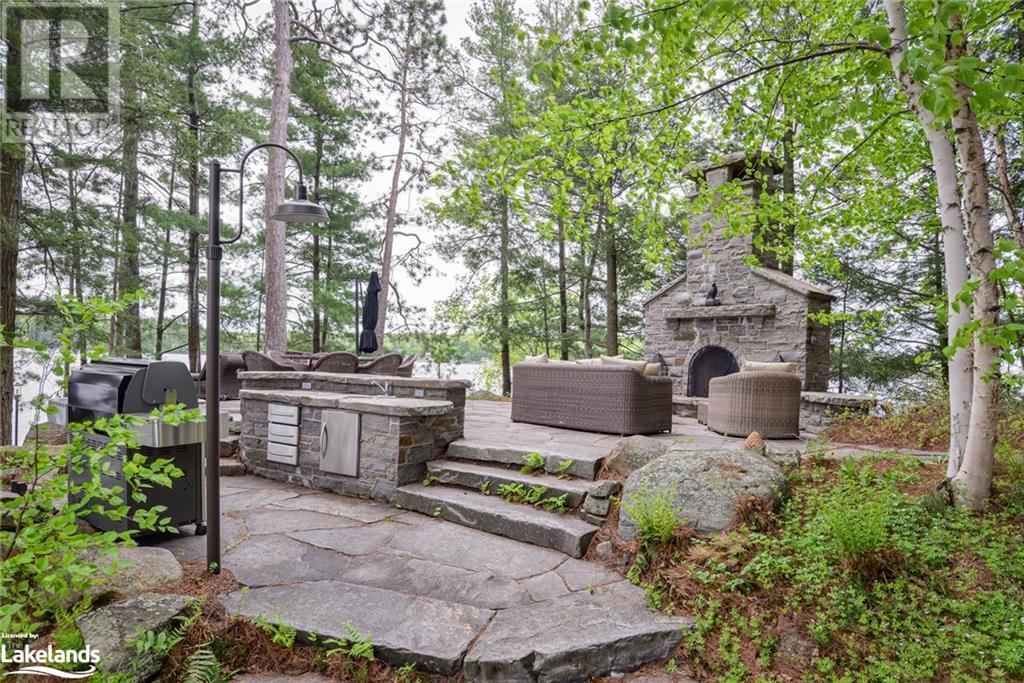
(67, 359, 205, 535)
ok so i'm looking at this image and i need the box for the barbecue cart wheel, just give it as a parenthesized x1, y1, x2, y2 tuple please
(195, 523, 207, 536)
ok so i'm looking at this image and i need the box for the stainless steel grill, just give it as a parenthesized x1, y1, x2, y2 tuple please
(67, 359, 205, 535)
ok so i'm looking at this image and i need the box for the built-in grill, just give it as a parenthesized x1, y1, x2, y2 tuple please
(67, 359, 205, 535)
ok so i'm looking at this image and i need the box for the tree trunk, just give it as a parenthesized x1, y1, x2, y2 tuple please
(499, 192, 511, 396)
(185, 0, 201, 372)
(311, 126, 324, 353)
(155, 167, 176, 358)
(118, 53, 143, 357)
(0, 144, 24, 446)
(263, 0, 294, 352)
(884, 0, 972, 477)
(375, 22, 413, 352)
(780, 123, 796, 275)
(605, 228, 618, 356)
(947, 22, 1001, 510)
(557, 216, 569, 360)
(992, 126, 1024, 250)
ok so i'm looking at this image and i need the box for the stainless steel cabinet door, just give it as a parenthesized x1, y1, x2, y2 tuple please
(320, 410, 360, 476)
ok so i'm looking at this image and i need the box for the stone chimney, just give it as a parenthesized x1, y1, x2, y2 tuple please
(644, 152, 835, 396)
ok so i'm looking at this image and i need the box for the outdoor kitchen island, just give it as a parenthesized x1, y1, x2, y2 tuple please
(237, 371, 468, 500)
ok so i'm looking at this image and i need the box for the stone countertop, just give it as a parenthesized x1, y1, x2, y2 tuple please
(239, 389, 453, 417)
(238, 371, 470, 389)
(800, 391, 876, 407)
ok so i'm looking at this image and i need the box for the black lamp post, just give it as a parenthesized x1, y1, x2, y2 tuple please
(205, 142, 328, 573)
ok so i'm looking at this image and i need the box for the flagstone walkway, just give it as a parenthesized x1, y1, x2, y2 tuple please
(154, 475, 689, 681)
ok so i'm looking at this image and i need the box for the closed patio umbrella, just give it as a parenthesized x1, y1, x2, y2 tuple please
(359, 271, 380, 354)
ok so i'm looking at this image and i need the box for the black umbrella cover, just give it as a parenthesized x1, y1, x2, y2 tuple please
(359, 272, 381, 353)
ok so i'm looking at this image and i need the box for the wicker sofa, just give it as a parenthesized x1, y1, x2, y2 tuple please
(706, 370, 801, 439)
(511, 362, 673, 435)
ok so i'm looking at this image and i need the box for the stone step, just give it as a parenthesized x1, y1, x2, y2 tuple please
(446, 439, 603, 480)
(394, 484, 599, 558)
(427, 459, 592, 508)
(220, 458, 245, 476)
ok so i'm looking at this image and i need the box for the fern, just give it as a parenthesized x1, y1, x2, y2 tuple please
(182, 646, 226, 683)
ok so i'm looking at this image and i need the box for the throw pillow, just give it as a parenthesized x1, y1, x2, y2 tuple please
(599, 356, 647, 372)
(643, 362, 661, 377)
(576, 358, 600, 365)
(741, 360, 799, 374)
(524, 353, 549, 364)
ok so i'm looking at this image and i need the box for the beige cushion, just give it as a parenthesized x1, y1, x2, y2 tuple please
(643, 362, 661, 377)
(524, 353, 549, 364)
(741, 360, 799, 374)
(599, 356, 647, 372)
(548, 359, 575, 365)
(576, 358, 601, 365)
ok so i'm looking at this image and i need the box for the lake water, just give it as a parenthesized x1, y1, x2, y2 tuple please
(7, 349, 486, 445)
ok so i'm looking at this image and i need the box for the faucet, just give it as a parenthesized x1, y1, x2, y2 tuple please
(369, 378, 392, 396)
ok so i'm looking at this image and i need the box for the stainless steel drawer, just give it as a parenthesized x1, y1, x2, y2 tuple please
(267, 441, 298, 465)
(320, 410, 360, 476)
(267, 403, 300, 425)
(268, 422, 299, 445)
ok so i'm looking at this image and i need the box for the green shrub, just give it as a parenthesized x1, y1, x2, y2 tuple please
(0, 294, 196, 634)
(622, 484, 680, 547)
(821, 494, 889, 562)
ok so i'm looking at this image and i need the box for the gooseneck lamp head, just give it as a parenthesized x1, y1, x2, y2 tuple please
(271, 183, 330, 224)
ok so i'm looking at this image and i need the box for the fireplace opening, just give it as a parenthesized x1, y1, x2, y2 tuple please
(687, 346, 739, 397)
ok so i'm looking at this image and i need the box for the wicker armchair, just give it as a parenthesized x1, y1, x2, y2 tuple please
(396, 355, 417, 377)
(706, 371, 801, 439)
(242, 350, 295, 372)
(311, 351, 359, 374)
(511, 363, 673, 435)
(358, 353, 403, 375)
(194, 353, 245, 399)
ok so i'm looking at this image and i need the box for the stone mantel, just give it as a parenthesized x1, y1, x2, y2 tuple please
(664, 304, 776, 320)
(239, 389, 452, 417)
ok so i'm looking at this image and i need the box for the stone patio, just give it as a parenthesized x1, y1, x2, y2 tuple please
(151, 475, 689, 680)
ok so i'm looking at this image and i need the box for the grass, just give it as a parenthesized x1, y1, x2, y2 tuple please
(624, 453, 1024, 682)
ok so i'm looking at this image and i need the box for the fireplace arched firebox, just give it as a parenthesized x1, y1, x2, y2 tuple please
(687, 345, 739, 397)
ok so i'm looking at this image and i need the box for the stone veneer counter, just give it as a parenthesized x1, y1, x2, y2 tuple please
(239, 389, 452, 416)
(238, 373, 468, 500)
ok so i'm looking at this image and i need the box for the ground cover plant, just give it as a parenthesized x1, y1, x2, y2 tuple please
(621, 453, 1024, 681)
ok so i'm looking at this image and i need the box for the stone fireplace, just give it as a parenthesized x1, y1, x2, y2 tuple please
(645, 153, 834, 396)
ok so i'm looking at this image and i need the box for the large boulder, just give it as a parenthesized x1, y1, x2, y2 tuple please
(89, 546, 184, 601)
(603, 436, 669, 475)
(77, 592, 193, 681)
(619, 450, 787, 537)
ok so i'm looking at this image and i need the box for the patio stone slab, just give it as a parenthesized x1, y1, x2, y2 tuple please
(519, 571, 570, 602)
(221, 488, 301, 513)
(555, 558, 622, 591)
(287, 523, 397, 556)
(153, 515, 247, 562)
(223, 580, 493, 674)
(232, 507, 363, 535)
(224, 535, 346, 586)
(385, 516, 566, 578)
(340, 552, 529, 610)
(271, 493, 404, 523)
(463, 582, 692, 683)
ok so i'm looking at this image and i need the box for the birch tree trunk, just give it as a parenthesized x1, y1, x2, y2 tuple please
(0, 143, 24, 446)
(263, 0, 294, 352)
(883, 0, 973, 477)
(947, 22, 1001, 510)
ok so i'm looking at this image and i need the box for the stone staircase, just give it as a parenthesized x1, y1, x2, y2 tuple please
(394, 439, 616, 558)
